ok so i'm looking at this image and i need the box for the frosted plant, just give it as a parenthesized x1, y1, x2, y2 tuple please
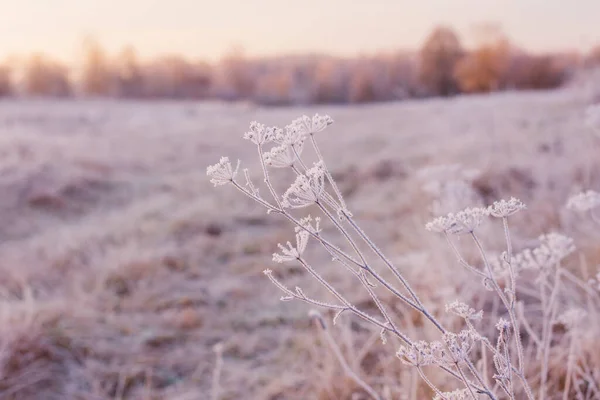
(567, 190, 600, 212)
(206, 157, 240, 186)
(445, 301, 483, 322)
(207, 114, 600, 400)
(272, 230, 310, 263)
(488, 198, 526, 218)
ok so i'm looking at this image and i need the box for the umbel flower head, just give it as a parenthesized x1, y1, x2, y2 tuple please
(511, 232, 575, 272)
(566, 190, 600, 212)
(289, 114, 334, 136)
(243, 121, 278, 145)
(263, 144, 298, 168)
(488, 197, 526, 218)
(426, 207, 489, 235)
(272, 230, 310, 263)
(282, 162, 326, 208)
(206, 157, 240, 186)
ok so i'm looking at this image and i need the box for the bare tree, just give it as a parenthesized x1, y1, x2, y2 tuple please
(419, 26, 464, 96)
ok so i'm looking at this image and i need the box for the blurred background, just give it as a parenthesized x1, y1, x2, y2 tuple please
(1, 1, 600, 400)
(1, 0, 600, 103)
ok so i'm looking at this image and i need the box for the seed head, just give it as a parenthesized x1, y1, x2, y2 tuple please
(206, 157, 240, 186)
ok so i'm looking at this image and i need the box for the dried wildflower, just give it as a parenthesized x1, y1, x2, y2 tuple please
(397, 340, 442, 366)
(558, 308, 587, 330)
(263, 144, 297, 168)
(566, 190, 600, 212)
(426, 207, 489, 235)
(495, 318, 511, 333)
(289, 114, 333, 137)
(434, 389, 471, 400)
(512, 233, 575, 272)
(295, 215, 322, 235)
(425, 215, 457, 233)
(445, 301, 483, 321)
(488, 197, 526, 218)
(276, 124, 308, 148)
(206, 157, 240, 186)
(243, 121, 277, 145)
(272, 230, 310, 263)
(442, 330, 477, 362)
(282, 162, 325, 208)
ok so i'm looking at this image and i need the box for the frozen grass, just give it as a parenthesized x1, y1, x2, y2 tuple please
(0, 87, 599, 398)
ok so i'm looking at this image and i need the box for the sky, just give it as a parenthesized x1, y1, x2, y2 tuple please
(0, 0, 599, 62)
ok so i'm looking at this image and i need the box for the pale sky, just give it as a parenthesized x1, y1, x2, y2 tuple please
(1, 0, 599, 62)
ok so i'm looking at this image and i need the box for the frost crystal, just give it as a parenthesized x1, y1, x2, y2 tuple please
(566, 190, 600, 212)
(282, 162, 325, 208)
(243, 121, 277, 145)
(488, 197, 526, 218)
(288, 114, 334, 137)
(272, 231, 310, 263)
(206, 157, 240, 186)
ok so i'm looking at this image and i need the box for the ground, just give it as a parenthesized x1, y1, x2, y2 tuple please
(0, 87, 598, 399)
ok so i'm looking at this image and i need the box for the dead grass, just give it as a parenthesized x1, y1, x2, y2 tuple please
(0, 88, 598, 398)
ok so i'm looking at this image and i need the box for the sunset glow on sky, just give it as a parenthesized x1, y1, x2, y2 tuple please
(1, 0, 599, 62)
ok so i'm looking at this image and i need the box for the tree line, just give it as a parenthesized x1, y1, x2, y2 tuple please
(0, 27, 598, 104)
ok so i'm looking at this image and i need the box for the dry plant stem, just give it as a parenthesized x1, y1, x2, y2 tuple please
(257, 145, 283, 209)
(317, 203, 421, 312)
(539, 265, 562, 400)
(444, 233, 488, 279)
(417, 367, 448, 400)
(563, 335, 577, 400)
(455, 362, 479, 400)
(502, 217, 525, 375)
(470, 232, 534, 400)
(211, 343, 224, 400)
(311, 312, 382, 400)
(343, 213, 447, 333)
(309, 133, 348, 211)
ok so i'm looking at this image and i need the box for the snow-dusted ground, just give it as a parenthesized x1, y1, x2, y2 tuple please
(0, 89, 598, 399)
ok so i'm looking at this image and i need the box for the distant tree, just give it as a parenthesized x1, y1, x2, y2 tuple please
(454, 38, 511, 93)
(0, 65, 12, 96)
(115, 46, 144, 97)
(22, 54, 71, 96)
(80, 37, 114, 95)
(419, 26, 464, 96)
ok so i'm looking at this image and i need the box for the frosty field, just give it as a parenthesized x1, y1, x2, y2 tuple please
(0, 88, 598, 399)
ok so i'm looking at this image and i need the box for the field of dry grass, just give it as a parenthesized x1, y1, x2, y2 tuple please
(0, 85, 599, 399)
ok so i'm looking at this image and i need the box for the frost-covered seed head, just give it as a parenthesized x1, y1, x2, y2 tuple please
(263, 144, 298, 168)
(566, 190, 600, 212)
(445, 301, 483, 321)
(426, 207, 489, 235)
(488, 197, 526, 218)
(243, 121, 276, 145)
(272, 230, 310, 263)
(282, 162, 326, 208)
(289, 114, 334, 137)
(206, 157, 240, 186)
(434, 389, 471, 400)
